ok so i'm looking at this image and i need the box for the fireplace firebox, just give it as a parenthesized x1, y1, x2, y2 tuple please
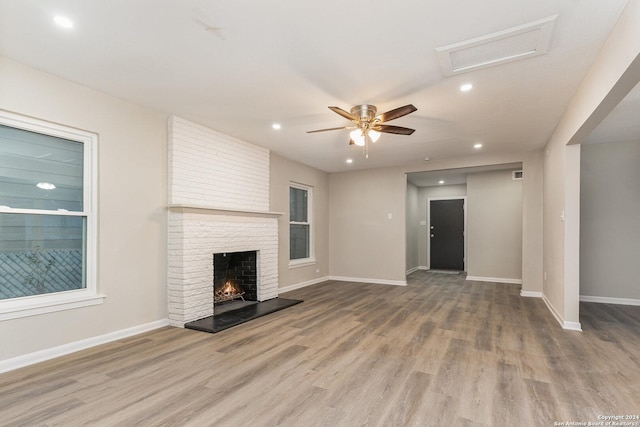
(213, 251, 257, 305)
(184, 249, 302, 334)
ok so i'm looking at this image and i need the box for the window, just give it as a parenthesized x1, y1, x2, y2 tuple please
(0, 111, 101, 320)
(289, 183, 314, 267)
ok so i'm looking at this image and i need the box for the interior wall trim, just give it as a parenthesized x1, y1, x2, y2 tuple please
(0, 319, 170, 374)
(279, 276, 330, 294)
(329, 276, 408, 287)
(542, 293, 582, 331)
(466, 275, 522, 285)
(520, 290, 543, 298)
(405, 267, 420, 275)
(580, 295, 640, 306)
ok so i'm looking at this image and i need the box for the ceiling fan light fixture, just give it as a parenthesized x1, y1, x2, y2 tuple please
(349, 129, 366, 146)
(349, 129, 381, 146)
(368, 130, 381, 142)
(308, 103, 416, 158)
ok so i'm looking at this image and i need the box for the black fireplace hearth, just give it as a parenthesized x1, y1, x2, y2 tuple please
(185, 298, 303, 333)
(183, 250, 303, 333)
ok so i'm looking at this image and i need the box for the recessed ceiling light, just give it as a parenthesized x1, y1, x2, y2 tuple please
(37, 182, 56, 190)
(460, 83, 473, 92)
(346, 158, 353, 164)
(271, 123, 281, 130)
(474, 143, 483, 149)
(53, 15, 74, 29)
(424, 157, 431, 161)
(438, 180, 445, 185)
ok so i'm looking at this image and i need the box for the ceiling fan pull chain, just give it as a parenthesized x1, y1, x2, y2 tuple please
(365, 133, 370, 158)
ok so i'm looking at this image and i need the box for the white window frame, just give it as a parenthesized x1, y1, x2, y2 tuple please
(0, 110, 103, 321)
(288, 182, 315, 269)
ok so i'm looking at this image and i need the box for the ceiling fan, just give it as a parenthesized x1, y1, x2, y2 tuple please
(307, 104, 417, 157)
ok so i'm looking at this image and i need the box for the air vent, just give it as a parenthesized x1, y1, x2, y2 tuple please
(513, 170, 523, 180)
(436, 15, 558, 76)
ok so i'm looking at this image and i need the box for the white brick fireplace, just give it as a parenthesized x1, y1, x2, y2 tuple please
(167, 116, 281, 327)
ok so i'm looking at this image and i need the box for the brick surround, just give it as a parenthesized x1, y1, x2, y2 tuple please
(167, 116, 280, 326)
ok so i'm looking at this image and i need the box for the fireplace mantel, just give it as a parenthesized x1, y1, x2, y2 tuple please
(169, 204, 283, 218)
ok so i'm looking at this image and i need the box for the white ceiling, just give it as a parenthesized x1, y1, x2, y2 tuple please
(0, 0, 631, 173)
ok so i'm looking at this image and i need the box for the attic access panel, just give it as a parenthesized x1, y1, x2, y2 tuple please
(436, 15, 558, 76)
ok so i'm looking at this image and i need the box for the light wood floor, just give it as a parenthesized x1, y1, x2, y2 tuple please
(1, 271, 639, 426)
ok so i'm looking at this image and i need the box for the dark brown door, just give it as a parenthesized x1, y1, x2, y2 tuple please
(430, 199, 464, 270)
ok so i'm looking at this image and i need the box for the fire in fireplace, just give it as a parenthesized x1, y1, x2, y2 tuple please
(215, 280, 245, 303)
(213, 251, 257, 306)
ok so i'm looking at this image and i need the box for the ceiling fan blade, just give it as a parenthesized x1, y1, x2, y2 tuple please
(306, 126, 354, 133)
(376, 104, 417, 123)
(373, 124, 416, 135)
(328, 106, 357, 121)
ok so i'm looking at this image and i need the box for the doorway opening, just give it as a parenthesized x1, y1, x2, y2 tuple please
(405, 163, 523, 280)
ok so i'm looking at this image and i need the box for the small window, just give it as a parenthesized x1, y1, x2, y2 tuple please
(289, 183, 314, 267)
(0, 111, 102, 320)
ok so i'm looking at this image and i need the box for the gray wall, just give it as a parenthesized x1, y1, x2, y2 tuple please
(330, 151, 542, 289)
(269, 153, 330, 288)
(0, 57, 168, 362)
(406, 173, 523, 280)
(580, 139, 640, 300)
(467, 170, 523, 281)
(329, 167, 407, 283)
(542, 0, 640, 325)
(406, 181, 419, 272)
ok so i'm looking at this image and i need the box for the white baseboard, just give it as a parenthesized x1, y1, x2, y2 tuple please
(406, 266, 430, 274)
(541, 293, 564, 328)
(279, 276, 330, 294)
(406, 266, 429, 274)
(580, 295, 640, 306)
(466, 275, 522, 285)
(520, 290, 543, 298)
(0, 318, 170, 374)
(329, 276, 407, 287)
(563, 321, 583, 331)
(541, 294, 582, 331)
(512, 290, 583, 332)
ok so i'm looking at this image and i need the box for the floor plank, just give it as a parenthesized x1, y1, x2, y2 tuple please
(1, 271, 639, 426)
